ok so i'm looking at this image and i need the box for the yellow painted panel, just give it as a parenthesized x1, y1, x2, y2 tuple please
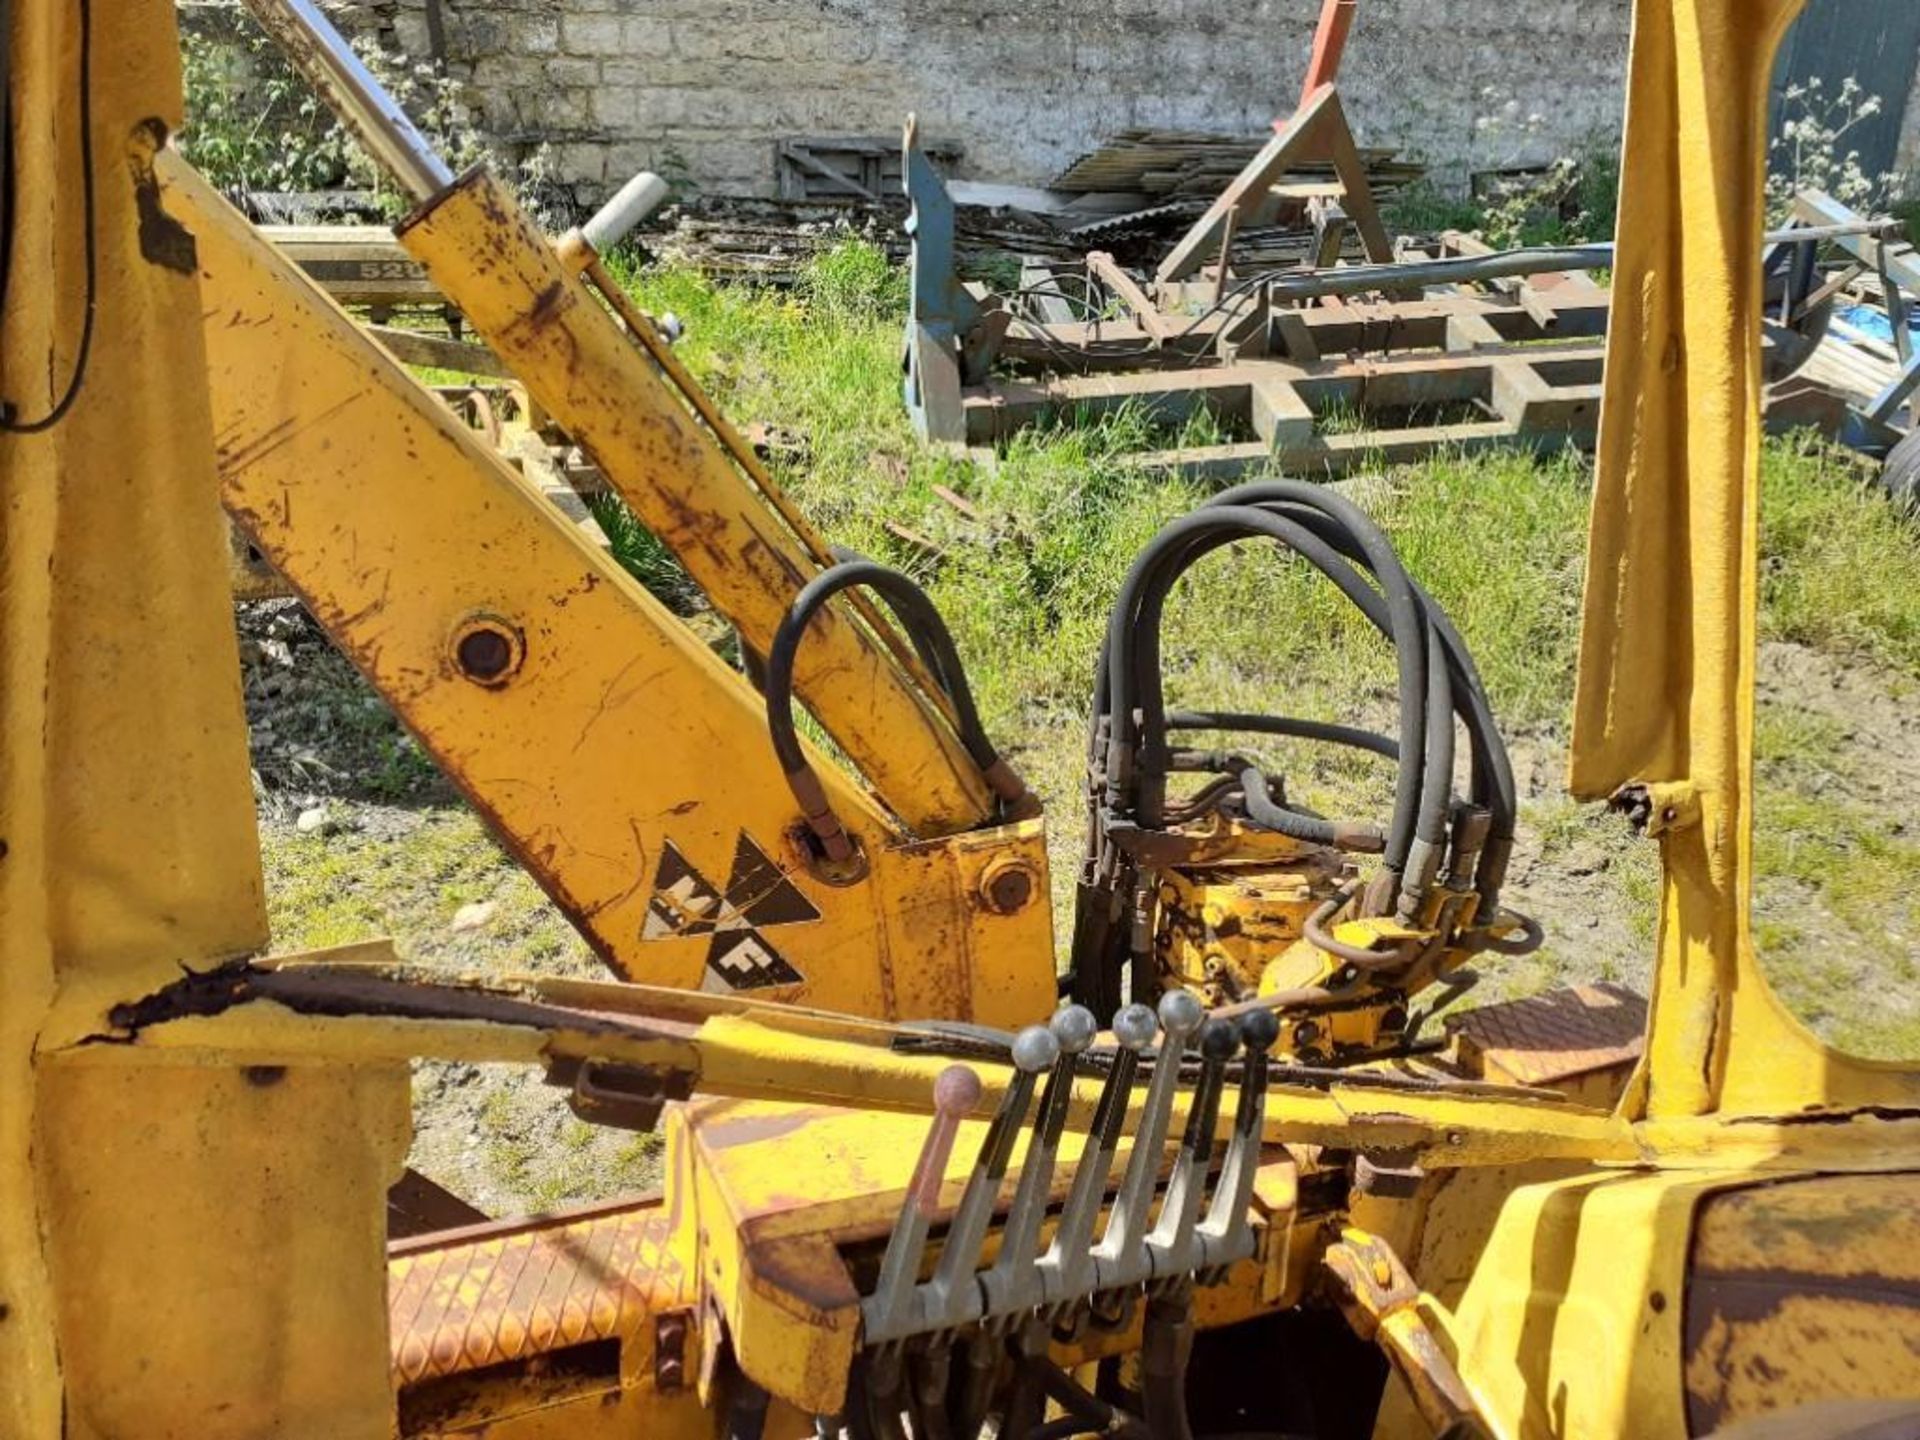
(167, 154, 1054, 1025)
(1434, 1170, 1730, 1440)
(2, 4, 266, 1431)
(395, 168, 994, 836)
(1574, 0, 1920, 1118)
(37, 1055, 410, 1439)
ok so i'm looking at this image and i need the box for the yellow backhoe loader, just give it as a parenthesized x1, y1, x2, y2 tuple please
(3, 0, 1917, 1436)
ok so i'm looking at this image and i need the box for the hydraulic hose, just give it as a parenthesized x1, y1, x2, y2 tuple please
(1210, 481, 1516, 911)
(1105, 508, 1429, 874)
(1203, 483, 1453, 905)
(1141, 1288, 1198, 1440)
(1027, 1360, 1154, 1440)
(765, 560, 1029, 857)
(1168, 709, 1399, 761)
(1071, 480, 1526, 1006)
(1237, 763, 1384, 854)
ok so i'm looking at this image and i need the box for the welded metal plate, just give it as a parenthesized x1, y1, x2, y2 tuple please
(1446, 982, 1646, 1088)
(387, 1201, 682, 1385)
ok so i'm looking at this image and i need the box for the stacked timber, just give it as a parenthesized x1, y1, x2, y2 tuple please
(1049, 129, 1423, 201)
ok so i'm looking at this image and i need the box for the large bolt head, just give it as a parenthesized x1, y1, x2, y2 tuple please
(1050, 1004, 1099, 1055)
(1157, 988, 1204, 1040)
(1011, 1024, 1061, 1073)
(978, 857, 1038, 915)
(1112, 1003, 1159, 1050)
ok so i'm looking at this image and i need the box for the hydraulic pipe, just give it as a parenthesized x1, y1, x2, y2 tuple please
(241, 0, 1001, 833)
(1264, 220, 1903, 304)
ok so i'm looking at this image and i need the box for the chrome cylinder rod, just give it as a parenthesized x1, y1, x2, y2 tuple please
(240, 0, 453, 203)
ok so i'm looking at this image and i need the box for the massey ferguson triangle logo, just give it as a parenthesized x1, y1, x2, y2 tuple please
(640, 831, 820, 992)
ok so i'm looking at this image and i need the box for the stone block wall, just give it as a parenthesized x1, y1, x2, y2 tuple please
(194, 0, 1919, 203)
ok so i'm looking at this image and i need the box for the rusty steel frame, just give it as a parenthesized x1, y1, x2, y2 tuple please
(963, 345, 1608, 482)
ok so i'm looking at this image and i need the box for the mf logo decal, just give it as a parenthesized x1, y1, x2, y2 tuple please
(640, 831, 820, 992)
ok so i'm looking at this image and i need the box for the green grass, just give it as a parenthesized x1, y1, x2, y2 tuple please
(1760, 431, 1920, 673)
(599, 243, 1917, 734)
(1382, 180, 1488, 237)
(613, 241, 1920, 1053)
(264, 240, 1920, 1079)
(263, 809, 595, 973)
(1382, 143, 1619, 247)
(585, 491, 703, 613)
(475, 1083, 663, 1210)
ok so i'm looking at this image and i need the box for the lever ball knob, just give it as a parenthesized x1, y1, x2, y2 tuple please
(1237, 1007, 1282, 1055)
(1157, 988, 1205, 1042)
(933, 1064, 984, 1117)
(1197, 1016, 1241, 1062)
(1011, 1024, 1062, 1074)
(1112, 1003, 1159, 1051)
(1050, 1004, 1099, 1055)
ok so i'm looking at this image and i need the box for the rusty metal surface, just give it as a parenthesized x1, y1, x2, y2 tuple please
(174, 147, 1058, 1024)
(388, 1200, 687, 1386)
(1446, 982, 1646, 1088)
(1154, 857, 1345, 1008)
(1324, 1227, 1488, 1436)
(1684, 1173, 1920, 1436)
(960, 346, 1610, 483)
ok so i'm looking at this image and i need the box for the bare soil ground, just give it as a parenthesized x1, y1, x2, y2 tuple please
(242, 603, 1920, 1218)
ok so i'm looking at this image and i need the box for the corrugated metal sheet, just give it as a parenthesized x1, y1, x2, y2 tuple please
(1771, 0, 1920, 182)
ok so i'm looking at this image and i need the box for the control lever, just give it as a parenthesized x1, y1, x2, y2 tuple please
(980, 1005, 1098, 1318)
(1094, 989, 1204, 1290)
(1196, 1008, 1278, 1277)
(862, 1064, 981, 1343)
(922, 1024, 1058, 1330)
(861, 995, 1274, 1357)
(1147, 1016, 1240, 1280)
(1039, 1002, 1157, 1308)
(862, 1027, 1057, 1344)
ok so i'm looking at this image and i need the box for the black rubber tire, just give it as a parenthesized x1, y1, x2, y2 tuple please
(1883, 429, 1920, 512)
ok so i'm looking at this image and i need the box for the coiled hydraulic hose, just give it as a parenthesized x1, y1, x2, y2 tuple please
(764, 560, 1029, 860)
(1208, 479, 1517, 912)
(1070, 481, 1522, 1009)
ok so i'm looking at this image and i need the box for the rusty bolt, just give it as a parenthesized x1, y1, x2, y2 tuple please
(654, 1309, 690, 1393)
(978, 857, 1038, 915)
(1291, 1019, 1322, 1049)
(450, 614, 525, 687)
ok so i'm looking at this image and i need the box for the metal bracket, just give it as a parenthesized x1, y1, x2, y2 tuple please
(902, 116, 983, 445)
